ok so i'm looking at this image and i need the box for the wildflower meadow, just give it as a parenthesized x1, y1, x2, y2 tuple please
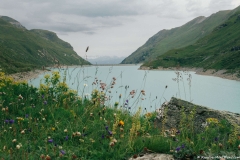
(0, 71, 239, 160)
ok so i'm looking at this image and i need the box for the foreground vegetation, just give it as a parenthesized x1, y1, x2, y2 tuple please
(0, 71, 239, 159)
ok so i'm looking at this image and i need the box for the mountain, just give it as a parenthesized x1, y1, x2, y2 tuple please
(121, 6, 240, 64)
(0, 16, 90, 73)
(88, 56, 125, 64)
(142, 10, 240, 73)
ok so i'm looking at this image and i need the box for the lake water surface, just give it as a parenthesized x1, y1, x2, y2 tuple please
(29, 65, 240, 113)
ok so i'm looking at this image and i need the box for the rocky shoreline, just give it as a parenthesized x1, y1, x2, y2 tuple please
(139, 66, 240, 81)
(10, 69, 49, 81)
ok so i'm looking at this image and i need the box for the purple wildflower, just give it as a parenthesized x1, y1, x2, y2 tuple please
(42, 95, 44, 99)
(48, 139, 53, 143)
(105, 126, 109, 130)
(4, 120, 9, 124)
(108, 130, 113, 135)
(60, 150, 66, 155)
(176, 146, 181, 152)
(181, 144, 185, 149)
(9, 119, 14, 124)
(65, 135, 69, 141)
(214, 137, 219, 141)
(44, 101, 47, 105)
(101, 134, 105, 139)
(25, 114, 29, 118)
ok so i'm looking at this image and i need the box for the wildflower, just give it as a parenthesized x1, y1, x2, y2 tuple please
(60, 150, 66, 155)
(120, 127, 124, 132)
(25, 114, 29, 118)
(101, 134, 104, 139)
(44, 101, 47, 105)
(76, 132, 81, 136)
(214, 137, 219, 141)
(21, 130, 25, 134)
(58, 146, 62, 149)
(105, 126, 109, 130)
(16, 144, 21, 149)
(18, 94, 23, 100)
(48, 139, 53, 143)
(90, 113, 93, 116)
(109, 141, 115, 147)
(176, 146, 181, 152)
(4, 120, 9, 124)
(40, 154, 45, 159)
(42, 118, 46, 121)
(79, 139, 84, 142)
(12, 139, 17, 143)
(9, 119, 14, 124)
(65, 135, 69, 141)
(45, 155, 51, 160)
(219, 143, 223, 149)
(2, 108, 5, 111)
(112, 138, 117, 143)
(108, 130, 113, 135)
(130, 90, 135, 95)
(181, 144, 185, 149)
(176, 130, 180, 134)
(90, 138, 95, 143)
(51, 127, 55, 131)
(119, 120, 124, 126)
(64, 129, 68, 132)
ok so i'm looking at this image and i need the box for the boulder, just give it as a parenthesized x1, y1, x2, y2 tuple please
(155, 97, 240, 133)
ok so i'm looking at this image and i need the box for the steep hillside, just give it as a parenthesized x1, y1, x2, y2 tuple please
(121, 6, 240, 64)
(0, 16, 90, 73)
(142, 11, 240, 73)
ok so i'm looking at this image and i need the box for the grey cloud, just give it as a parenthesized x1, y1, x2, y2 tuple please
(0, 0, 151, 33)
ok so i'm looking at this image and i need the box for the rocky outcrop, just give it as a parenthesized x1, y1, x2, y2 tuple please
(155, 97, 240, 133)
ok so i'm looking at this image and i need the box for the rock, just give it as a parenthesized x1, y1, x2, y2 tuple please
(155, 97, 240, 133)
(129, 153, 174, 160)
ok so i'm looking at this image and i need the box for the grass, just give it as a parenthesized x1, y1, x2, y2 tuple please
(0, 16, 90, 74)
(143, 11, 240, 74)
(0, 70, 239, 160)
(121, 6, 240, 64)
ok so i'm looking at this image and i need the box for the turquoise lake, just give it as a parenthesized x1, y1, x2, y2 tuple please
(29, 65, 240, 113)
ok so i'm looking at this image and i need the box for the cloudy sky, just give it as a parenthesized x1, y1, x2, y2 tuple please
(1, 0, 240, 59)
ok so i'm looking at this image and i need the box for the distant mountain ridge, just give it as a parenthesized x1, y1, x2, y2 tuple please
(0, 16, 90, 73)
(121, 6, 240, 64)
(88, 56, 125, 64)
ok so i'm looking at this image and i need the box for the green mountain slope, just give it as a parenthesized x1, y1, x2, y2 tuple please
(121, 6, 240, 64)
(0, 16, 90, 73)
(142, 11, 240, 73)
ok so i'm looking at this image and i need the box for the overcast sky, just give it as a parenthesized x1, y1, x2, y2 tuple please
(1, 0, 240, 59)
